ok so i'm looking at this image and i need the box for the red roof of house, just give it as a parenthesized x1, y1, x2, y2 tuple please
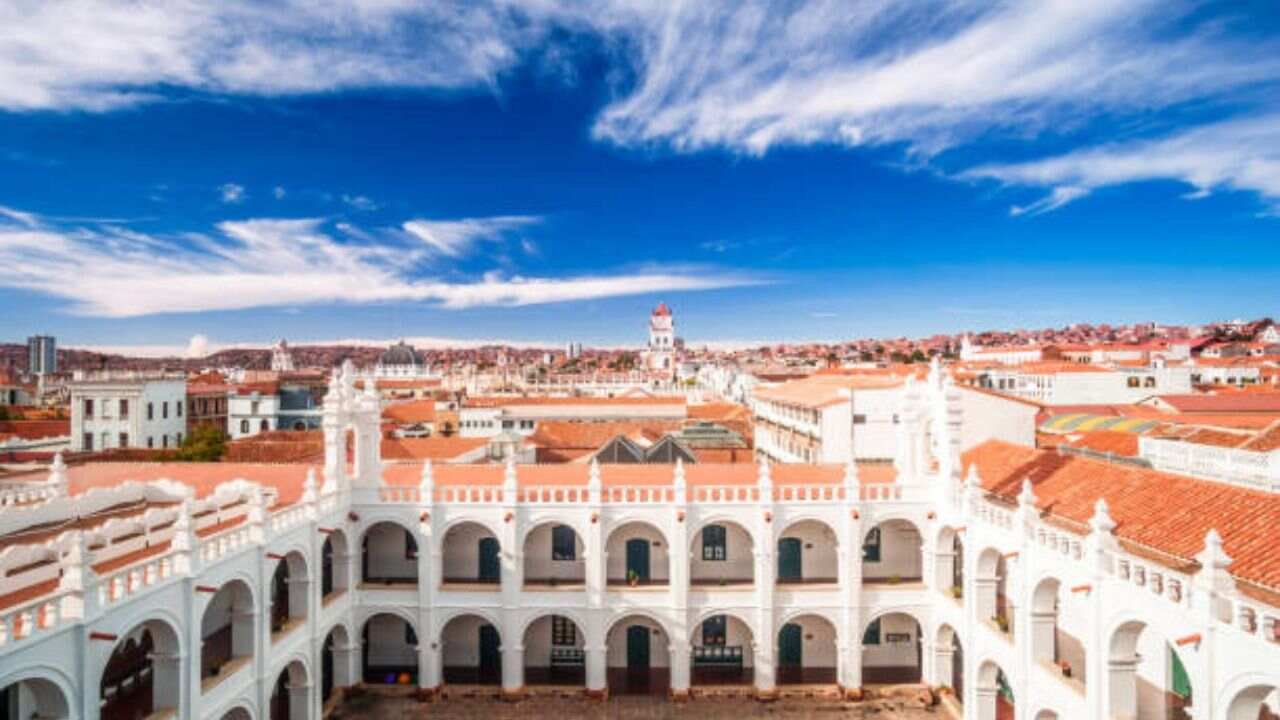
(1153, 393, 1280, 414)
(963, 440, 1280, 593)
(653, 302, 671, 317)
(382, 399, 437, 424)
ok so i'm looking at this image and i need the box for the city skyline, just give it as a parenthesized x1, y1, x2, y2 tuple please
(2, 2, 1279, 348)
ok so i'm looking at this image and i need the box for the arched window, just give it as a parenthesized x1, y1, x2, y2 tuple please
(240, 419, 250, 434)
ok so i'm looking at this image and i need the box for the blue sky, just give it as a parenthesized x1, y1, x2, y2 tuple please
(1, 1, 1278, 354)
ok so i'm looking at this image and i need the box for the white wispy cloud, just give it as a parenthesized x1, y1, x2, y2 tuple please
(0, 209, 760, 317)
(273, 186, 287, 200)
(966, 114, 1280, 215)
(342, 194, 378, 211)
(219, 183, 246, 203)
(402, 215, 539, 258)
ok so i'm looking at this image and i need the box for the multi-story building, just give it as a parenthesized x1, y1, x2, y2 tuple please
(68, 370, 187, 451)
(227, 382, 281, 440)
(751, 372, 907, 463)
(26, 334, 56, 375)
(186, 378, 229, 435)
(973, 361, 1193, 404)
(642, 303, 677, 377)
(2, 361, 1280, 720)
(458, 397, 688, 439)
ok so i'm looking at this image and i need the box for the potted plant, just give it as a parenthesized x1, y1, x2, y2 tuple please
(949, 585, 963, 599)
(718, 577, 727, 587)
(627, 570, 639, 587)
(1059, 660, 1072, 678)
(993, 615, 1010, 633)
(888, 574, 901, 586)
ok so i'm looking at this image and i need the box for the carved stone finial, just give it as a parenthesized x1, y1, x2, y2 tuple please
(1017, 478, 1037, 508)
(1089, 498, 1116, 535)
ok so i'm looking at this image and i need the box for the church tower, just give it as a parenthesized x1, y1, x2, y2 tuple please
(646, 302, 676, 374)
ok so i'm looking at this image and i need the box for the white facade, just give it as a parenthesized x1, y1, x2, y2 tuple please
(2, 361, 1280, 720)
(642, 304, 676, 375)
(69, 371, 187, 451)
(228, 391, 280, 440)
(978, 364, 1193, 404)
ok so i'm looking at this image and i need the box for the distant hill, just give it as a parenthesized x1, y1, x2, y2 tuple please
(0, 343, 386, 373)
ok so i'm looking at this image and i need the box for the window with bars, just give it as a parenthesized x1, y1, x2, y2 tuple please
(552, 616, 575, 646)
(702, 615, 727, 646)
(702, 525, 727, 561)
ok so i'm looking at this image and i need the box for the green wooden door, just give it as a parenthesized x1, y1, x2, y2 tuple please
(479, 624, 501, 681)
(777, 538, 802, 582)
(778, 623, 802, 667)
(627, 625, 650, 669)
(626, 539, 650, 582)
(478, 537, 500, 582)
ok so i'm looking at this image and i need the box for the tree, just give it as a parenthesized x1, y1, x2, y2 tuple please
(173, 424, 226, 462)
(910, 349, 928, 364)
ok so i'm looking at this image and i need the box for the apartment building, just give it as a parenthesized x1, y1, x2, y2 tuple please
(751, 372, 906, 463)
(68, 370, 187, 451)
(974, 361, 1193, 404)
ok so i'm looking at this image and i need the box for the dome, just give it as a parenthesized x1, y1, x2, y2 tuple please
(653, 302, 672, 317)
(380, 340, 423, 367)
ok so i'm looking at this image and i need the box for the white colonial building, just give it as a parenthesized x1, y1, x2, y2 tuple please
(3, 361, 1280, 720)
(69, 370, 188, 452)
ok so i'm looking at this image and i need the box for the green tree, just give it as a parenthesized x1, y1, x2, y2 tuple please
(174, 425, 227, 462)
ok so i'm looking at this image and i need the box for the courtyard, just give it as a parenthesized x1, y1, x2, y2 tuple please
(324, 686, 956, 720)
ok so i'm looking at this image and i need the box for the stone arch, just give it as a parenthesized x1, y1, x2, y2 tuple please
(99, 615, 182, 720)
(0, 673, 71, 720)
(361, 520, 419, 584)
(689, 517, 756, 587)
(689, 608, 757, 643)
(976, 659, 1014, 720)
(775, 612, 838, 685)
(1224, 682, 1280, 720)
(605, 519, 670, 587)
(440, 612, 502, 686)
(521, 612, 587, 687)
(1108, 618, 1194, 720)
(440, 519, 500, 586)
(522, 519, 585, 587)
(321, 529, 351, 598)
(221, 704, 255, 720)
(320, 623, 355, 703)
(775, 517, 839, 584)
(201, 578, 256, 685)
(270, 550, 309, 636)
(690, 609, 755, 686)
(974, 547, 1011, 635)
(361, 612, 420, 686)
(268, 658, 310, 720)
(1030, 575, 1086, 687)
(860, 610, 924, 684)
(861, 516, 924, 583)
(605, 612, 671, 696)
(934, 623, 964, 697)
(935, 525, 964, 595)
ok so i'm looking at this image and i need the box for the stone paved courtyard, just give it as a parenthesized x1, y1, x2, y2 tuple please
(326, 687, 955, 720)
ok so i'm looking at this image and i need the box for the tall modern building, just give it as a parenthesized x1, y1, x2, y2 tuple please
(26, 334, 56, 375)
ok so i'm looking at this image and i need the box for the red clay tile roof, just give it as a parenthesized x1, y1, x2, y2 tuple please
(382, 399, 437, 424)
(464, 396, 685, 408)
(0, 420, 70, 439)
(1153, 393, 1280, 413)
(1063, 430, 1141, 457)
(381, 437, 488, 461)
(1241, 421, 1280, 453)
(963, 440, 1280, 592)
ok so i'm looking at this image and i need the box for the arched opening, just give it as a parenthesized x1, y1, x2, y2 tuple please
(321, 530, 351, 601)
(1031, 577, 1086, 688)
(321, 625, 355, 707)
(936, 526, 964, 599)
(441, 614, 501, 685)
(361, 521, 418, 586)
(606, 615, 670, 695)
(361, 614, 419, 686)
(1108, 621, 1193, 720)
(862, 518, 923, 586)
(861, 612, 922, 685)
(605, 521, 669, 587)
(269, 660, 308, 720)
(1, 677, 70, 720)
(776, 614, 837, 685)
(523, 614, 586, 687)
(691, 613, 753, 687)
(201, 579, 256, 690)
(523, 523, 585, 589)
(221, 707, 252, 720)
(976, 548, 1012, 637)
(1034, 711, 1060, 720)
(935, 624, 964, 704)
(270, 551, 308, 640)
(690, 521, 754, 588)
(1226, 684, 1280, 720)
(976, 661, 1014, 720)
(441, 521, 500, 588)
(100, 619, 181, 720)
(776, 520, 838, 586)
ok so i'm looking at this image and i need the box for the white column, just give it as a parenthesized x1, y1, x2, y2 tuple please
(669, 637, 691, 699)
(288, 683, 310, 720)
(975, 683, 999, 720)
(1107, 657, 1138, 719)
(584, 644, 607, 698)
(150, 652, 183, 713)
